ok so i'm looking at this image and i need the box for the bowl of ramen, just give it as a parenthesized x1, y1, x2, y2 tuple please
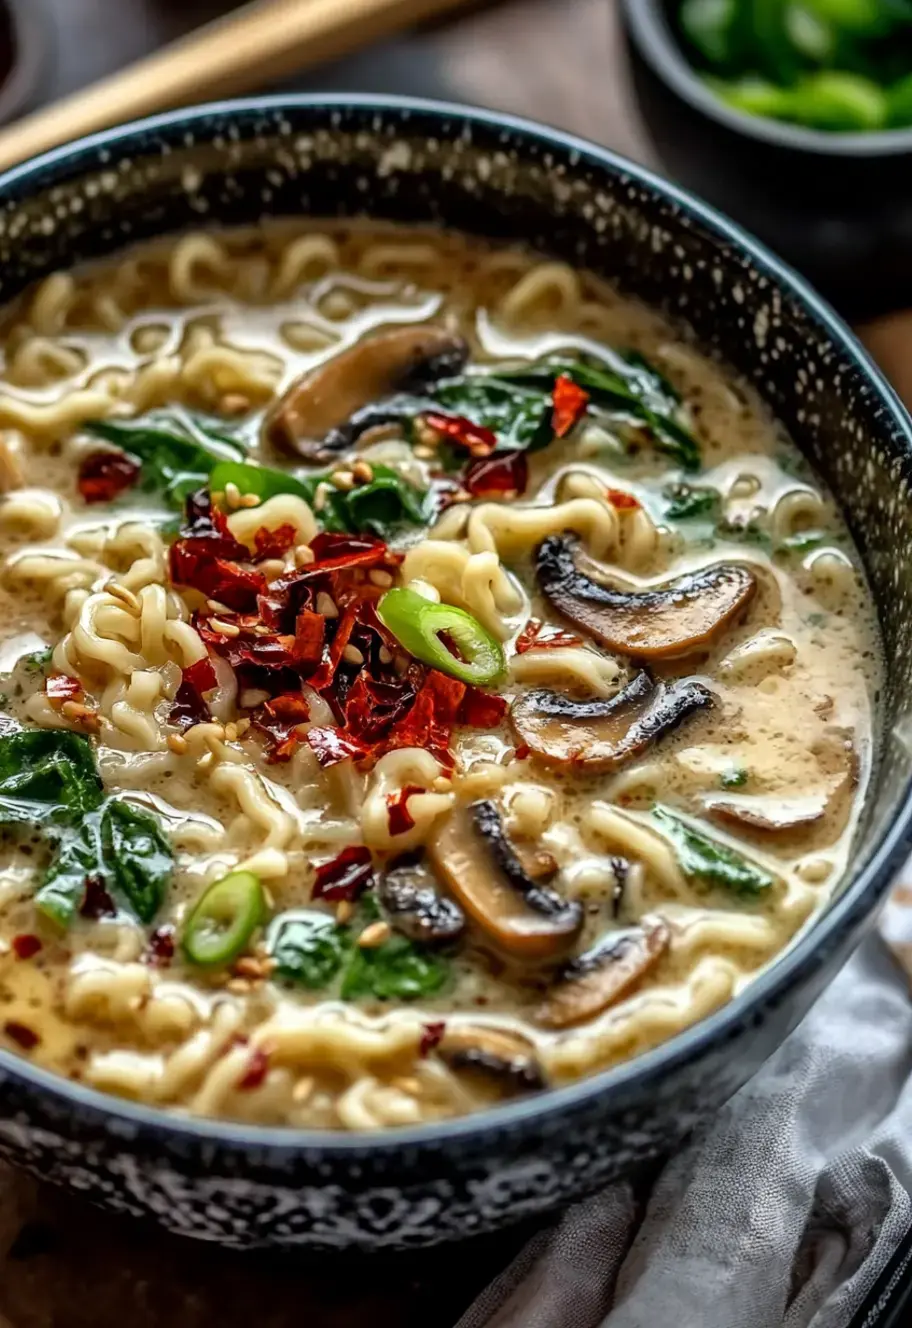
(620, 0, 912, 318)
(0, 93, 908, 1251)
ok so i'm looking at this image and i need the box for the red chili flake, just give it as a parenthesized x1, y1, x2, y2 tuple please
(253, 522, 298, 561)
(514, 743, 531, 761)
(459, 686, 508, 728)
(307, 602, 358, 692)
(423, 411, 497, 458)
(463, 451, 529, 498)
(419, 1021, 446, 1057)
(387, 784, 424, 837)
(305, 725, 367, 769)
(169, 654, 219, 730)
(144, 925, 176, 968)
(45, 674, 84, 708)
(238, 1045, 271, 1091)
(306, 532, 395, 575)
(605, 487, 640, 510)
(384, 669, 466, 770)
(11, 934, 42, 960)
(253, 693, 311, 762)
(80, 875, 117, 920)
(514, 618, 583, 654)
(312, 845, 374, 903)
(293, 609, 325, 669)
(169, 543, 267, 612)
(552, 374, 589, 438)
(3, 1020, 39, 1050)
(77, 450, 141, 504)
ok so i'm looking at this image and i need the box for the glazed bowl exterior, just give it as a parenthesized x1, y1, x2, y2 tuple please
(0, 95, 910, 1251)
(619, 0, 912, 320)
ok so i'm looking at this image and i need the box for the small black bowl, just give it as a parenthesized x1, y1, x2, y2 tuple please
(0, 95, 911, 1251)
(620, 0, 912, 319)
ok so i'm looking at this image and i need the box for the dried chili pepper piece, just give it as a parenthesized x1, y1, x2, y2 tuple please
(423, 411, 498, 458)
(77, 450, 141, 504)
(312, 845, 374, 902)
(386, 784, 424, 837)
(552, 374, 590, 438)
(463, 451, 529, 498)
(11, 934, 42, 960)
(514, 618, 583, 654)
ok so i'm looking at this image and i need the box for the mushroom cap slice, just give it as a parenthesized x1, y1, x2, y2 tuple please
(510, 671, 713, 772)
(379, 856, 466, 944)
(535, 534, 756, 660)
(426, 802, 583, 960)
(438, 1024, 545, 1093)
(265, 326, 468, 462)
(703, 792, 829, 833)
(535, 917, 671, 1030)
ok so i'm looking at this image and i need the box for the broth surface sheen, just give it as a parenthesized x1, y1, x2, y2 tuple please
(0, 222, 879, 1129)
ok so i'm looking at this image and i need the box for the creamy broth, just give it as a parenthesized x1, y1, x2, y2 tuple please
(0, 222, 879, 1129)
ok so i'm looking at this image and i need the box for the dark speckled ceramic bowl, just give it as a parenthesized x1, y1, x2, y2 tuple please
(0, 95, 910, 1251)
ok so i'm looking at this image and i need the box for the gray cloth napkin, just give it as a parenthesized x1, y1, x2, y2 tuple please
(458, 933, 912, 1328)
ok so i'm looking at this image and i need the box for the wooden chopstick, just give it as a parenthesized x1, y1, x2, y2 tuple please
(0, 0, 477, 175)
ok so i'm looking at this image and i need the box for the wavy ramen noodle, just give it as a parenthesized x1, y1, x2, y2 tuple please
(0, 223, 878, 1129)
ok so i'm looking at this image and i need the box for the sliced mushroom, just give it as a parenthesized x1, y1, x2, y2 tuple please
(704, 791, 829, 833)
(426, 801, 583, 960)
(535, 918, 671, 1030)
(510, 671, 713, 772)
(438, 1023, 545, 1093)
(535, 534, 756, 660)
(379, 855, 466, 944)
(265, 326, 468, 462)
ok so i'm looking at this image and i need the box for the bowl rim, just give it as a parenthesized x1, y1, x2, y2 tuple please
(619, 0, 912, 157)
(0, 91, 911, 1159)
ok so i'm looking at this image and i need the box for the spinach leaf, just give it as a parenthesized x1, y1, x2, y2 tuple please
(86, 408, 248, 508)
(0, 729, 172, 925)
(430, 377, 554, 451)
(101, 799, 173, 924)
(0, 730, 102, 826)
(497, 352, 701, 470)
(340, 932, 449, 1001)
(35, 797, 172, 927)
(209, 459, 430, 539)
(663, 482, 721, 521)
(653, 805, 774, 898)
(268, 894, 450, 1000)
(268, 910, 351, 988)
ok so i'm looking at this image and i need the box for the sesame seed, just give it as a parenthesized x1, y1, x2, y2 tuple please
(368, 569, 393, 588)
(335, 900, 354, 924)
(240, 492, 261, 508)
(313, 482, 330, 512)
(210, 617, 241, 638)
(294, 543, 315, 567)
(413, 445, 434, 460)
(357, 920, 391, 949)
(206, 598, 231, 614)
(167, 733, 188, 755)
(224, 481, 242, 509)
(225, 977, 252, 994)
(378, 646, 392, 664)
(342, 644, 364, 666)
(221, 393, 250, 416)
(351, 460, 374, 484)
(316, 591, 338, 618)
(331, 470, 355, 491)
(258, 558, 285, 580)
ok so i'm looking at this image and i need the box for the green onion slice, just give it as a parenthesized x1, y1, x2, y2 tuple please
(182, 869, 265, 968)
(377, 588, 506, 686)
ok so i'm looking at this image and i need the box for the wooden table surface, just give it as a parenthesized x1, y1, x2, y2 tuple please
(0, 3, 647, 1327)
(0, 4, 906, 1327)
